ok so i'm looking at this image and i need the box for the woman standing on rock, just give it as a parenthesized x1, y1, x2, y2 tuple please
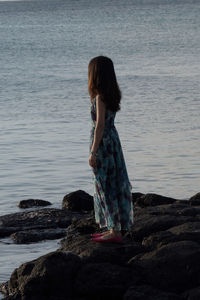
(88, 56, 134, 243)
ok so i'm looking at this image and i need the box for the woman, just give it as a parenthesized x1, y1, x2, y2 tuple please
(88, 56, 134, 243)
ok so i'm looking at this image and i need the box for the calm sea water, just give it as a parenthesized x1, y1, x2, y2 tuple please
(0, 0, 200, 295)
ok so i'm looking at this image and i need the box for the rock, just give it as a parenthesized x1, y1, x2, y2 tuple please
(181, 286, 200, 300)
(189, 192, 200, 206)
(0, 281, 9, 295)
(123, 284, 183, 300)
(134, 202, 200, 217)
(128, 240, 200, 293)
(0, 227, 22, 238)
(18, 199, 52, 209)
(6, 251, 82, 299)
(75, 262, 133, 300)
(66, 212, 99, 235)
(175, 199, 190, 205)
(11, 228, 67, 244)
(62, 190, 94, 211)
(59, 214, 146, 266)
(168, 221, 200, 239)
(142, 230, 177, 249)
(130, 214, 195, 242)
(142, 221, 200, 249)
(136, 193, 177, 207)
(0, 208, 82, 239)
(3, 190, 200, 299)
(0, 208, 73, 228)
(60, 232, 145, 266)
(132, 192, 144, 204)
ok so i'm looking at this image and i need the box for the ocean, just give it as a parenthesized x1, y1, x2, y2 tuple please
(0, 0, 200, 296)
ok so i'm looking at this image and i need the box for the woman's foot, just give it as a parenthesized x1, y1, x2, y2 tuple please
(91, 230, 123, 243)
(91, 230, 111, 237)
(97, 229, 122, 240)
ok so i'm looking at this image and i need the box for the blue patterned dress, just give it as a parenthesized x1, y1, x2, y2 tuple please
(89, 97, 134, 231)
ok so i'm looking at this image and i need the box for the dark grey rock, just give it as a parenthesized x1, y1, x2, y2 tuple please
(0, 208, 82, 239)
(7, 251, 81, 299)
(3, 294, 21, 300)
(189, 192, 200, 206)
(18, 199, 52, 209)
(168, 221, 200, 239)
(0, 281, 9, 295)
(0, 208, 73, 228)
(142, 230, 177, 249)
(60, 232, 145, 266)
(131, 192, 144, 204)
(130, 213, 195, 242)
(123, 284, 183, 300)
(59, 214, 146, 266)
(11, 228, 67, 244)
(128, 240, 200, 293)
(181, 286, 200, 300)
(2, 190, 200, 300)
(66, 213, 99, 235)
(75, 262, 132, 300)
(142, 221, 200, 249)
(134, 202, 199, 217)
(62, 190, 93, 211)
(0, 227, 22, 238)
(136, 193, 177, 207)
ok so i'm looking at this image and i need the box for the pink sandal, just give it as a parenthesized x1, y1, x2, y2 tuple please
(91, 235, 123, 243)
(90, 232, 107, 237)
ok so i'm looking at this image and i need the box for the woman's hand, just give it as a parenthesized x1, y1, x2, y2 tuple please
(89, 154, 97, 168)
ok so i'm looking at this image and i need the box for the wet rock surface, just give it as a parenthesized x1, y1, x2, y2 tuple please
(18, 199, 52, 209)
(0, 207, 87, 240)
(11, 228, 67, 244)
(1, 191, 200, 299)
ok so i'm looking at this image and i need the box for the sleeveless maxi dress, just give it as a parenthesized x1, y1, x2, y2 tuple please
(89, 97, 134, 231)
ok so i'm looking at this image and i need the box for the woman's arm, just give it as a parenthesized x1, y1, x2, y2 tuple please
(91, 95, 106, 154)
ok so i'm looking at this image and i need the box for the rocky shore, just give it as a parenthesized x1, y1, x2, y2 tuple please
(0, 190, 200, 300)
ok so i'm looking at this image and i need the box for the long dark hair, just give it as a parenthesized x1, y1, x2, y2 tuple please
(88, 56, 121, 112)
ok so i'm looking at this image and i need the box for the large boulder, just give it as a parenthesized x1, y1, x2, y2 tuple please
(75, 262, 133, 300)
(181, 286, 200, 300)
(6, 251, 82, 300)
(11, 228, 67, 244)
(142, 221, 200, 249)
(62, 190, 94, 211)
(0, 208, 74, 229)
(130, 213, 195, 242)
(0, 208, 81, 240)
(168, 221, 200, 239)
(128, 240, 200, 293)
